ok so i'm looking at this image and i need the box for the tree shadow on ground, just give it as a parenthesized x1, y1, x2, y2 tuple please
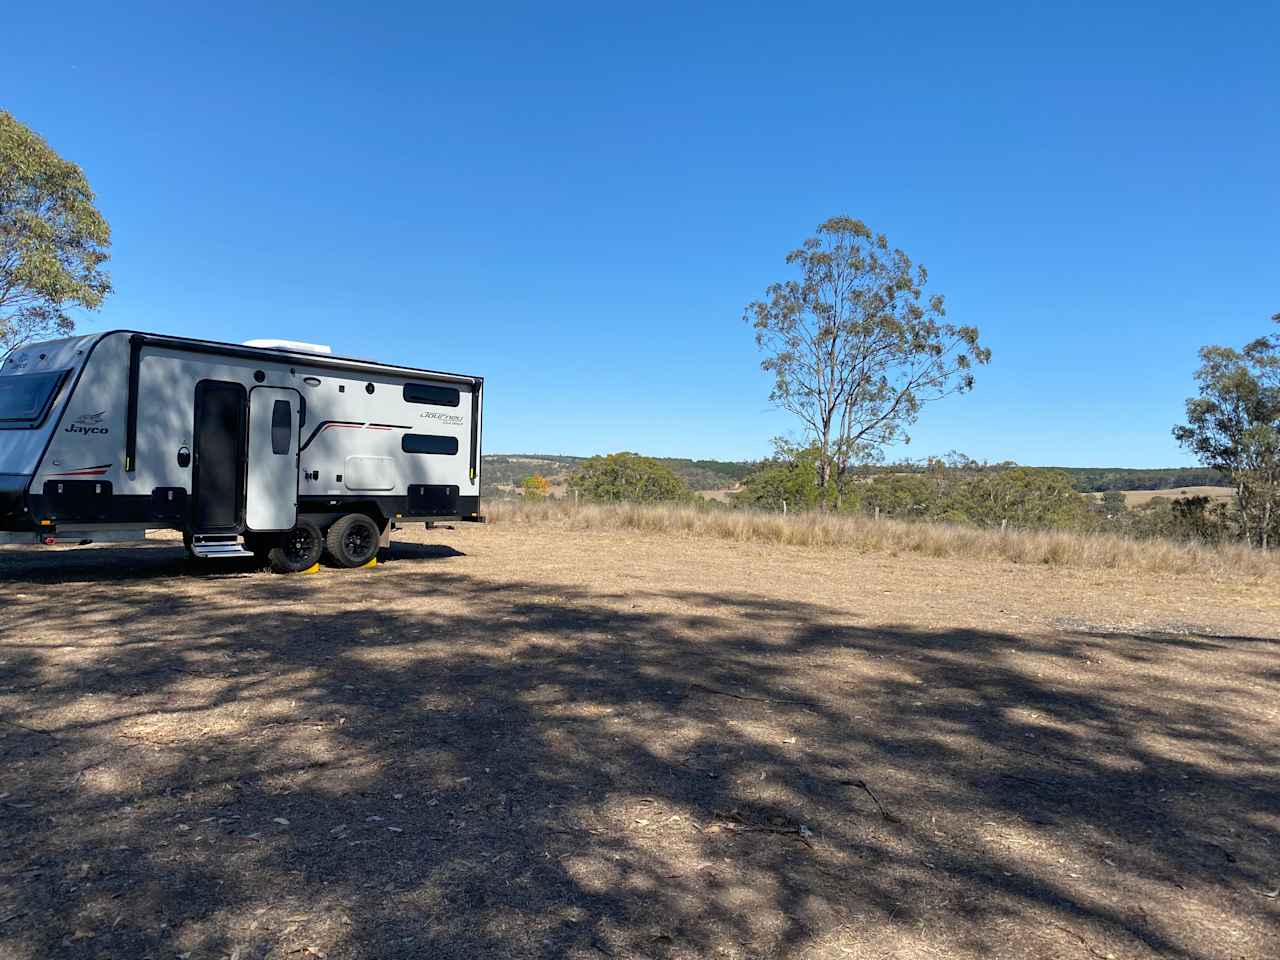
(0, 547, 1277, 959)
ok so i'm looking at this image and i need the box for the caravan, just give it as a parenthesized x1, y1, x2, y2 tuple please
(0, 331, 483, 572)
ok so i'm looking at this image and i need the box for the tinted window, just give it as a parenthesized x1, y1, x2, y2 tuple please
(402, 434, 458, 455)
(271, 400, 292, 454)
(0, 370, 66, 423)
(403, 382, 460, 407)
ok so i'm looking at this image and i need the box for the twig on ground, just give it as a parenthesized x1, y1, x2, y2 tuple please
(688, 682, 808, 705)
(841, 778, 902, 823)
(1050, 922, 1114, 959)
(713, 812, 816, 848)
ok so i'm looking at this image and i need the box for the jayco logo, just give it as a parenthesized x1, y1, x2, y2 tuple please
(65, 411, 110, 435)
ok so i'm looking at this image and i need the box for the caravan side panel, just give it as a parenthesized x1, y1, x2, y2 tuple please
(296, 368, 481, 516)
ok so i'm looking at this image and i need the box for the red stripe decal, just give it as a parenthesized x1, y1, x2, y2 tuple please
(48, 464, 112, 477)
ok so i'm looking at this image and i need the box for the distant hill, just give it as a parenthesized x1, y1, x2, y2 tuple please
(481, 455, 1232, 499)
(1045, 467, 1231, 493)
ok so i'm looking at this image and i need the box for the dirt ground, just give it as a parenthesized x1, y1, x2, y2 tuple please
(1, 522, 1277, 960)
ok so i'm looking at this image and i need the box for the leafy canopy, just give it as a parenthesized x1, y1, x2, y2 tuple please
(569, 452, 691, 504)
(732, 443, 825, 512)
(1, 110, 111, 357)
(1173, 316, 1280, 548)
(745, 216, 989, 503)
(520, 474, 551, 499)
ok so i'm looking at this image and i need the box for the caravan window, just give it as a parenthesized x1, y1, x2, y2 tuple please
(403, 383, 460, 407)
(271, 400, 292, 454)
(0, 370, 67, 424)
(402, 434, 458, 455)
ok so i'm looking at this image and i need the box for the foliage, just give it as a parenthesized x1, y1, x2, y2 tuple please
(0, 111, 111, 357)
(1173, 315, 1280, 549)
(737, 451, 1091, 531)
(861, 473, 941, 520)
(732, 444, 825, 512)
(481, 454, 754, 498)
(665, 458, 756, 489)
(1049, 466, 1231, 493)
(860, 467, 1091, 529)
(1128, 495, 1234, 544)
(520, 474, 551, 499)
(568, 452, 692, 504)
(745, 216, 990, 505)
(1099, 490, 1128, 518)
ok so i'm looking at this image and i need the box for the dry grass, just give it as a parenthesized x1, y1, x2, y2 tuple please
(486, 498, 1280, 578)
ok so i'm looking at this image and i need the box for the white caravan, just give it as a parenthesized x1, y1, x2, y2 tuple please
(0, 331, 483, 572)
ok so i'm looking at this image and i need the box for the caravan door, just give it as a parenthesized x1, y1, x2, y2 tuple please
(192, 380, 248, 534)
(245, 387, 300, 532)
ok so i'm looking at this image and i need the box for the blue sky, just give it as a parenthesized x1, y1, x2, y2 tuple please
(4, 2, 1277, 467)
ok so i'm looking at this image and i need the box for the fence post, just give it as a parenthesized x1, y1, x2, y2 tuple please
(874, 506, 880, 522)
(782, 499, 787, 515)
(1001, 518, 1008, 534)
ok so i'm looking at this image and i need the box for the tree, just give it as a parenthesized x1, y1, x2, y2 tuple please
(1173, 316, 1280, 550)
(1099, 490, 1128, 518)
(568, 452, 691, 504)
(520, 474, 551, 499)
(746, 216, 989, 507)
(1, 111, 112, 358)
(732, 444, 825, 512)
(963, 468, 1091, 530)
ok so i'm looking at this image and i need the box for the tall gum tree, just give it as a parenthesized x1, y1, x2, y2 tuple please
(745, 216, 990, 507)
(0, 110, 112, 359)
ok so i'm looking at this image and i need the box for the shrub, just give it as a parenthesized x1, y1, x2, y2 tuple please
(568, 452, 691, 504)
(520, 474, 551, 500)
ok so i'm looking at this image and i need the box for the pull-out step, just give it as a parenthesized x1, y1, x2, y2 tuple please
(190, 535, 254, 559)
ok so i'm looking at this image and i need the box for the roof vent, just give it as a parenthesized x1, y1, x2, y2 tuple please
(242, 338, 333, 355)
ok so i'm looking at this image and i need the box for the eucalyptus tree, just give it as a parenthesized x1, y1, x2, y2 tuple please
(1, 110, 112, 358)
(1174, 315, 1280, 549)
(745, 216, 989, 507)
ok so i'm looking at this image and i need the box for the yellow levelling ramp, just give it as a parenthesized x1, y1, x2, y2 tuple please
(302, 563, 321, 575)
(360, 557, 378, 569)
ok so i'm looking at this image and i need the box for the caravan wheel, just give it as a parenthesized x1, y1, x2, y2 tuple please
(267, 517, 324, 573)
(324, 513, 381, 568)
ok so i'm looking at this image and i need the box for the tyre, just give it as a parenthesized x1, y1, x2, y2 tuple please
(267, 517, 324, 573)
(324, 513, 381, 568)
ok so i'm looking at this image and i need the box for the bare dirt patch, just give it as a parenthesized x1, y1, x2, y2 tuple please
(1, 524, 1277, 959)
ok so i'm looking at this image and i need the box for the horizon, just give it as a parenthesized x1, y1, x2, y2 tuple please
(483, 451, 1228, 474)
(4, 3, 1277, 469)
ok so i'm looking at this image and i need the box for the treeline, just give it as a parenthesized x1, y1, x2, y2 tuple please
(484, 453, 1229, 498)
(482, 454, 753, 496)
(734, 451, 1240, 541)
(1045, 466, 1228, 492)
(533, 451, 1242, 545)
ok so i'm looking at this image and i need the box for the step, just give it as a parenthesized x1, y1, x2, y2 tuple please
(191, 539, 254, 559)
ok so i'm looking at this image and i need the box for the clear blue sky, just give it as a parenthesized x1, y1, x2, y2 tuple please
(5, 2, 1277, 467)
